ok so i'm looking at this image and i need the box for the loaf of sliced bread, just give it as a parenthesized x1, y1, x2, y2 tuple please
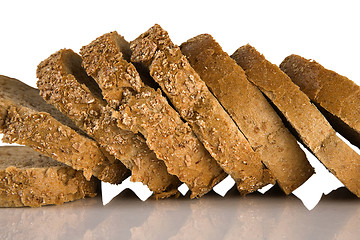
(231, 45, 360, 197)
(0, 146, 99, 207)
(180, 34, 314, 194)
(0, 75, 129, 184)
(280, 54, 360, 149)
(80, 32, 226, 198)
(130, 24, 274, 195)
(36, 49, 180, 198)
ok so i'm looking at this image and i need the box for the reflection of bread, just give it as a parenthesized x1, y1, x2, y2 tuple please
(334, 206, 360, 240)
(80, 32, 225, 198)
(0, 75, 127, 183)
(83, 190, 152, 240)
(131, 200, 190, 240)
(2, 195, 101, 238)
(0, 146, 99, 207)
(37, 49, 178, 198)
(180, 34, 314, 194)
(169, 198, 235, 240)
(280, 54, 360, 149)
(232, 45, 360, 197)
(130, 24, 274, 195)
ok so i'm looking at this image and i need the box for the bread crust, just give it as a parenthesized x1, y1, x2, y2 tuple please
(232, 45, 360, 197)
(130, 24, 274, 195)
(280, 54, 360, 148)
(0, 75, 129, 184)
(0, 146, 99, 207)
(80, 32, 226, 198)
(180, 34, 314, 194)
(36, 49, 180, 198)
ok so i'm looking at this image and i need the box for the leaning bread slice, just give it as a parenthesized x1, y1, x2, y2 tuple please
(80, 32, 226, 198)
(130, 24, 274, 195)
(37, 49, 181, 198)
(0, 146, 99, 207)
(231, 45, 360, 197)
(180, 34, 314, 194)
(280, 54, 360, 149)
(0, 75, 129, 184)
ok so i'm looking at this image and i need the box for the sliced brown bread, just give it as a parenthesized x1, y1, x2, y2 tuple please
(36, 49, 180, 198)
(0, 75, 129, 184)
(231, 45, 360, 197)
(280, 54, 360, 149)
(130, 24, 274, 195)
(0, 146, 99, 207)
(180, 34, 314, 194)
(79, 32, 226, 198)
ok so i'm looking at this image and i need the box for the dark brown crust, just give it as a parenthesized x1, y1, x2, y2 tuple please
(130, 24, 274, 195)
(0, 75, 128, 183)
(80, 32, 226, 198)
(231, 45, 360, 197)
(180, 34, 314, 194)
(36, 49, 180, 197)
(280, 55, 360, 148)
(0, 146, 99, 208)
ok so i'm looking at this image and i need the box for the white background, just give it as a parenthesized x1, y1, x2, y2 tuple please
(1, 0, 359, 209)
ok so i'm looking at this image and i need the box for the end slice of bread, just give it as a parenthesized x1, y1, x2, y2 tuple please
(0, 146, 99, 207)
(232, 45, 360, 197)
(280, 54, 360, 149)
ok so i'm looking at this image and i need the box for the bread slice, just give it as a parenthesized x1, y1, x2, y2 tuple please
(280, 54, 360, 149)
(130, 24, 274, 195)
(231, 45, 360, 197)
(0, 146, 99, 207)
(0, 75, 129, 184)
(36, 49, 180, 198)
(79, 32, 226, 198)
(180, 34, 314, 194)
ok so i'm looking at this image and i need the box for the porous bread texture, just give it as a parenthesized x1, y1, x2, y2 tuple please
(130, 24, 274, 195)
(80, 32, 226, 198)
(0, 75, 129, 184)
(180, 34, 314, 194)
(232, 45, 360, 197)
(37, 49, 180, 198)
(280, 54, 360, 149)
(0, 146, 99, 207)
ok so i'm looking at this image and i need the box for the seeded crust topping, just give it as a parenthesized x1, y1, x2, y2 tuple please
(232, 45, 360, 197)
(37, 49, 180, 198)
(130, 24, 274, 195)
(180, 34, 314, 194)
(0, 146, 99, 207)
(80, 32, 226, 198)
(0, 75, 127, 183)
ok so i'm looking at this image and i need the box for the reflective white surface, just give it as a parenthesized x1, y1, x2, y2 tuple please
(1, 187, 359, 240)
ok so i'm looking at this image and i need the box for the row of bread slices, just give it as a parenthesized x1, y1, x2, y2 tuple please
(0, 24, 359, 207)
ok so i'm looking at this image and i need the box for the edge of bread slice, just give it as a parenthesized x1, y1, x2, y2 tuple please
(0, 146, 99, 207)
(0, 75, 129, 184)
(280, 54, 360, 149)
